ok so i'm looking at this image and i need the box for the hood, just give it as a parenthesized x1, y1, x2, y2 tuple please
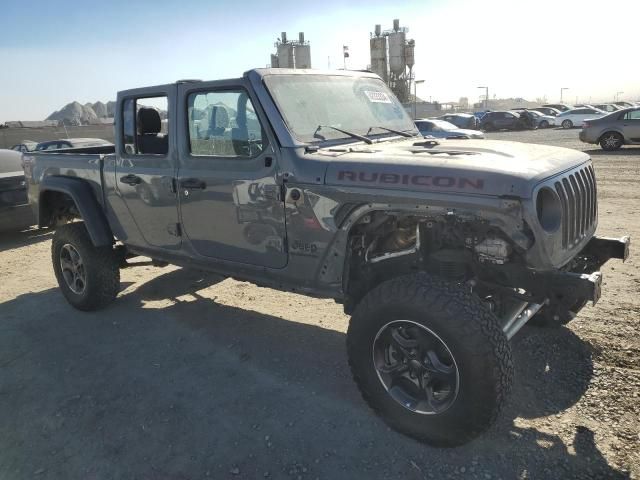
(322, 138, 590, 198)
(451, 128, 484, 138)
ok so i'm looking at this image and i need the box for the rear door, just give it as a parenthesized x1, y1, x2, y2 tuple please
(574, 108, 590, 125)
(113, 86, 180, 249)
(176, 79, 287, 268)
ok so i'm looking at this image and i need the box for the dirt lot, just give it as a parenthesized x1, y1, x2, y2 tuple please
(0, 128, 638, 479)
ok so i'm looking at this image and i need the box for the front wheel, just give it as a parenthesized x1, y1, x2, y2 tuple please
(599, 132, 624, 151)
(52, 223, 120, 311)
(562, 119, 573, 129)
(347, 273, 513, 447)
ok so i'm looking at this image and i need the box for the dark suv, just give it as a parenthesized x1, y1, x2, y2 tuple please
(480, 111, 529, 131)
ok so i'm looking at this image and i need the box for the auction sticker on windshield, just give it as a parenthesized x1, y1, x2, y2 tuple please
(364, 91, 392, 103)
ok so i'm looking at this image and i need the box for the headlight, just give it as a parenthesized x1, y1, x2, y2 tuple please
(536, 187, 562, 233)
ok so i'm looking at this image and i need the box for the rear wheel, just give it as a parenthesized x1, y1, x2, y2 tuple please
(539, 120, 549, 128)
(599, 132, 624, 151)
(562, 119, 573, 129)
(52, 223, 120, 311)
(347, 273, 513, 447)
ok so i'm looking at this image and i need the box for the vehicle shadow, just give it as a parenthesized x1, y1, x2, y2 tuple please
(0, 269, 630, 479)
(584, 147, 640, 156)
(0, 226, 51, 251)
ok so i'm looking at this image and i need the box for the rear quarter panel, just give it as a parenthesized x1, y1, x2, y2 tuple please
(23, 152, 105, 216)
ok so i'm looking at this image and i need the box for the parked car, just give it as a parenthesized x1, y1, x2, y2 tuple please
(35, 138, 113, 151)
(480, 111, 530, 131)
(23, 68, 630, 447)
(542, 103, 571, 112)
(415, 119, 484, 139)
(11, 141, 38, 153)
(522, 110, 555, 128)
(0, 149, 35, 232)
(579, 107, 640, 150)
(531, 107, 562, 117)
(434, 113, 479, 129)
(556, 107, 607, 129)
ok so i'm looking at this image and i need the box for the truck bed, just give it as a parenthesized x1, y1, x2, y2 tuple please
(23, 148, 115, 222)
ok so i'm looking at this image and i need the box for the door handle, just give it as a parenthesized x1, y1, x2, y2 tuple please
(120, 174, 142, 186)
(180, 178, 207, 190)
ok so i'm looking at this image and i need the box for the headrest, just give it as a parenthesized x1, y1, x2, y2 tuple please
(210, 106, 229, 130)
(137, 107, 161, 135)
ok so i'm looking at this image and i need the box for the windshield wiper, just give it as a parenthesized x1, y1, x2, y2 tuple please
(314, 125, 373, 145)
(366, 126, 416, 138)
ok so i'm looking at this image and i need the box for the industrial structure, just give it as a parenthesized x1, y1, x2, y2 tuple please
(270, 32, 311, 69)
(369, 19, 415, 104)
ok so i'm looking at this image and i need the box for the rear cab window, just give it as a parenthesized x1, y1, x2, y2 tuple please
(122, 96, 169, 155)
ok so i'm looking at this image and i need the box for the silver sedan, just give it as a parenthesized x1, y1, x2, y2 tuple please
(579, 107, 640, 150)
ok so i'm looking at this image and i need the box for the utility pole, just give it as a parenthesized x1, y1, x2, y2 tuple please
(414, 80, 425, 119)
(616, 91, 624, 102)
(560, 87, 569, 103)
(477, 86, 489, 110)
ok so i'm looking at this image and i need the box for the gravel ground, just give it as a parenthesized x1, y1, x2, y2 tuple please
(0, 128, 638, 479)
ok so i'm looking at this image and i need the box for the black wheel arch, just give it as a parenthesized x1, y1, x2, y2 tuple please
(39, 176, 114, 247)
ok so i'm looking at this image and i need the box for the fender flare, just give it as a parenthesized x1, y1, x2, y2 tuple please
(39, 176, 113, 246)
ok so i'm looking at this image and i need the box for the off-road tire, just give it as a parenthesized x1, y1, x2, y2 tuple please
(562, 119, 573, 129)
(52, 222, 120, 311)
(347, 273, 513, 447)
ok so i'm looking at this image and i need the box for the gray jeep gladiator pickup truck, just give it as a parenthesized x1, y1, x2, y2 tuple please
(24, 69, 630, 447)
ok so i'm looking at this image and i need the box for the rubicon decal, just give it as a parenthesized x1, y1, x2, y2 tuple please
(337, 171, 485, 190)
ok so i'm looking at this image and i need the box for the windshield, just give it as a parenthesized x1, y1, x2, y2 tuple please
(263, 74, 417, 143)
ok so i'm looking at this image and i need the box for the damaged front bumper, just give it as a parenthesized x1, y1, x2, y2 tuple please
(480, 235, 630, 306)
(480, 235, 630, 337)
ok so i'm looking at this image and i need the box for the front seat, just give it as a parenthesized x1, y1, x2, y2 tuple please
(137, 107, 168, 154)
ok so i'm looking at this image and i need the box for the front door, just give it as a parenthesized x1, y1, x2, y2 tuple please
(114, 87, 180, 249)
(176, 80, 287, 268)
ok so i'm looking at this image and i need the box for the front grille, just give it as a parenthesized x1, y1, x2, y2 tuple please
(553, 165, 597, 249)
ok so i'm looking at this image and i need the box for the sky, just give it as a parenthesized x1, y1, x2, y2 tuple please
(1, 0, 639, 122)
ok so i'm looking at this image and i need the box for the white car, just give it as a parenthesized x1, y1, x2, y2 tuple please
(556, 107, 606, 129)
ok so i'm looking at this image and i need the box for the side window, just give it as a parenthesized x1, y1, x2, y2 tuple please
(188, 89, 267, 158)
(121, 96, 168, 155)
(625, 110, 640, 120)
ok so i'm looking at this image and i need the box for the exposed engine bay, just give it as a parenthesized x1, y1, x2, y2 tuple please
(344, 211, 615, 334)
